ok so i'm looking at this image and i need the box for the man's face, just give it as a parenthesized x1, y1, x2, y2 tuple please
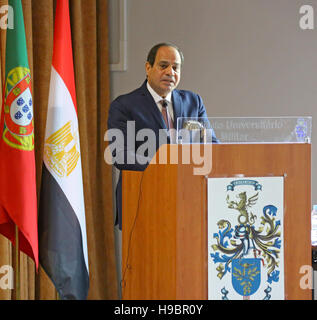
(145, 46, 181, 98)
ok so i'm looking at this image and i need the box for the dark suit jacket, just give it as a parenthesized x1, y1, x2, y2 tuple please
(107, 80, 217, 229)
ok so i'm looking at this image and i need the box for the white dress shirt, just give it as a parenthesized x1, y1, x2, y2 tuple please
(146, 82, 174, 121)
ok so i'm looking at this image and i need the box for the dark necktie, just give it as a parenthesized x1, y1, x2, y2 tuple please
(160, 99, 175, 143)
(160, 100, 174, 130)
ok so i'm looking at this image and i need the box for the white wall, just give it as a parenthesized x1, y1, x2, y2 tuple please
(109, 0, 317, 204)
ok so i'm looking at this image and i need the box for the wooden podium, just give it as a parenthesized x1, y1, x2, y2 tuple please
(121, 143, 311, 300)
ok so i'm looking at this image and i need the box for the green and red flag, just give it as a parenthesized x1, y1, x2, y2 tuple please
(0, 0, 38, 268)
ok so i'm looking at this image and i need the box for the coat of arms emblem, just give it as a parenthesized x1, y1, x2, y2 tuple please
(208, 177, 284, 300)
(44, 120, 80, 178)
(2, 67, 34, 151)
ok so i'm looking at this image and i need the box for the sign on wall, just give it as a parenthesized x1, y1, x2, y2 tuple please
(208, 177, 284, 300)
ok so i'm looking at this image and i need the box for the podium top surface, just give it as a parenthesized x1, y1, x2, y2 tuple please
(177, 117, 312, 144)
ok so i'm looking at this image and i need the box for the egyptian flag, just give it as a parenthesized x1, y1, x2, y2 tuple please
(38, 0, 89, 300)
(0, 0, 38, 268)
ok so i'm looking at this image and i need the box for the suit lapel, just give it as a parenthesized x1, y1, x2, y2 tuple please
(172, 90, 183, 129)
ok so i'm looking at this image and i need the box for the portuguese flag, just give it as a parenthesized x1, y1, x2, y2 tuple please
(0, 0, 38, 268)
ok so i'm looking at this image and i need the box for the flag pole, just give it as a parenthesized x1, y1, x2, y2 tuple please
(15, 225, 20, 300)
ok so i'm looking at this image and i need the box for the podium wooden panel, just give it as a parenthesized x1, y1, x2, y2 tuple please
(122, 144, 311, 300)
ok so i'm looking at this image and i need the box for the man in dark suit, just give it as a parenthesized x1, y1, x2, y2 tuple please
(107, 43, 217, 230)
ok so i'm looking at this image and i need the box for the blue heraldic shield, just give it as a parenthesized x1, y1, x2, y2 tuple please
(232, 258, 261, 297)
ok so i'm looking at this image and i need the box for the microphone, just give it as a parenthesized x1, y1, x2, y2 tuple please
(182, 120, 207, 143)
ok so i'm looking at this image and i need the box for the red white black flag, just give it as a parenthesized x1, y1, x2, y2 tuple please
(38, 0, 89, 299)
